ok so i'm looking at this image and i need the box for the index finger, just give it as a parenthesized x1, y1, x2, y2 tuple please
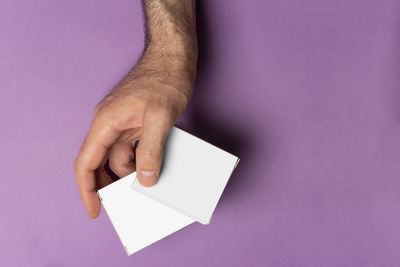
(74, 118, 121, 218)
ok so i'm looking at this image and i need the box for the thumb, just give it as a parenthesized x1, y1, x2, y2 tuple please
(135, 108, 173, 187)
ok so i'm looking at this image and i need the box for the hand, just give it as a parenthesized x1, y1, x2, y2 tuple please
(73, 0, 197, 218)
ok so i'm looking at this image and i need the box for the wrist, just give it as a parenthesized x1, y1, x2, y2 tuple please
(146, 35, 197, 60)
(141, 38, 198, 81)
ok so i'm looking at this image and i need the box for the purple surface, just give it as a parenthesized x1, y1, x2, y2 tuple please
(1, 0, 400, 266)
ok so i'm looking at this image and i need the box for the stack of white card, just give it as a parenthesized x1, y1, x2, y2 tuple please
(98, 127, 239, 255)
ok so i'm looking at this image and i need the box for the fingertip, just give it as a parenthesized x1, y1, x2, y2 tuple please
(88, 212, 99, 219)
(87, 206, 100, 219)
(83, 194, 101, 219)
(137, 170, 158, 187)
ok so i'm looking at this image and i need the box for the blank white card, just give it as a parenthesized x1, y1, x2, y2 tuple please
(98, 127, 239, 255)
(98, 173, 194, 255)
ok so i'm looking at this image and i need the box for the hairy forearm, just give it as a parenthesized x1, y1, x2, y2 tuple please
(137, 0, 198, 81)
(143, 0, 197, 56)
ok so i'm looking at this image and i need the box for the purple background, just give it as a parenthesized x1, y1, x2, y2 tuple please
(1, 0, 400, 266)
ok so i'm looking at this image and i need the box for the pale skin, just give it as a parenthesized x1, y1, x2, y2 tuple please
(73, 0, 198, 218)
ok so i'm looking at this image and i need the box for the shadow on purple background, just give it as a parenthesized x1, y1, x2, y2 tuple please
(177, 0, 261, 204)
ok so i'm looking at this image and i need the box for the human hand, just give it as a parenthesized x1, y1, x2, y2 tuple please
(73, 0, 197, 218)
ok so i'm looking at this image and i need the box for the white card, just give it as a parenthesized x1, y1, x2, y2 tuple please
(97, 173, 194, 255)
(131, 127, 240, 224)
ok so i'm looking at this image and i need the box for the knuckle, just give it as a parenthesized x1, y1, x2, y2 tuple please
(94, 97, 110, 116)
(73, 158, 81, 173)
(136, 148, 162, 163)
(73, 157, 88, 176)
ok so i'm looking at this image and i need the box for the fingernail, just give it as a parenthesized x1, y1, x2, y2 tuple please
(137, 171, 157, 187)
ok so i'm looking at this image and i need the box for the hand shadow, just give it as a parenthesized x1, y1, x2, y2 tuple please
(175, 0, 258, 203)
